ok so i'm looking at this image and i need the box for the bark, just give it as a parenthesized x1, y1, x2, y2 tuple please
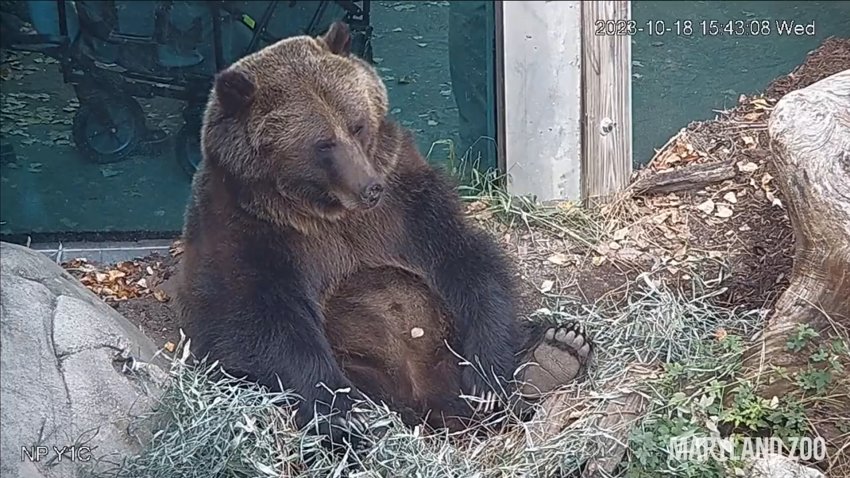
(528, 374, 649, 478)
(743, 69, 850, 400)
(631, 159, 737, 196)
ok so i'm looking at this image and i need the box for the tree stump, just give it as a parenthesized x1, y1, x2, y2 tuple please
(743, 69, 850, 390)
(743, 69, 850, 472)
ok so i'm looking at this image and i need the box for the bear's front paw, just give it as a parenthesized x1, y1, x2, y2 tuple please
(300, 388, 382, 452)
(459, 367, 510, 416)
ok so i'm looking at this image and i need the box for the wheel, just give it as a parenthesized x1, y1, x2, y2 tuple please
(72, 94, 146, 163)
(175, 121, 203, 177)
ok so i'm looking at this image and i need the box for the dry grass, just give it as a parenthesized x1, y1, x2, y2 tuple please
(89, 268, 770, 478)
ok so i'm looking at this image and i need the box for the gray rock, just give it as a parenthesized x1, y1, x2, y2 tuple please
(742, 453, 826, 478)
(1, 242, 166, 478)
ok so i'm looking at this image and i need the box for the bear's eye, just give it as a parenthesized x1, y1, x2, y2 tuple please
(349, 124, 365, 136)
(315, 139, 336, 152)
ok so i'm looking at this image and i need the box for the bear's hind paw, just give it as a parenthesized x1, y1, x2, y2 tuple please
(518, 323, 593, 400)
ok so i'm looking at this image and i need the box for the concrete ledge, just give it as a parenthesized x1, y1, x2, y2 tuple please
(29, 239, 175, 264)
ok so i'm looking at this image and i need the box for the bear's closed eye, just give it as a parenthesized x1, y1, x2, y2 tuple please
(316, 140, 336, 152)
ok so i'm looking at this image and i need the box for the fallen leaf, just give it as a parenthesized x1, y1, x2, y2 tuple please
(750, 98, 771, 110)
(766, 191, 784, 208)
(741, 135, 756, 148)
(557, 201, 577, 213)
(547, 253, 570, 266)
(696, 199, 715, 214)
(466, 200, 487, 213)
(136, 278, 148, 289)
(107, 269, 126, 281)
(101, 167, 121, 178)
(737, 161, 759, 173)
(651, 211, 672, 225)
(715, 204, 734, 218)
(170, 241, 185, 257)
(612, 227, 630, 241)
(608, 241, 621, 250)
(723, 191, 738, 204)
(591, 256, 606, 267)
(669, 210, 682, 224)
(164, 341, 176, 353)
(739, 224, 752, 232)
(769, 396, 780, 409)
(410, 327, 425, 339)
(539, 280, 554, 293)
(743, 111, 763, 122)
(616, 247, 643, 261)
(715, 328, 728, 341)
(673, 244, 688, 260)
(153, 289, 168, 302)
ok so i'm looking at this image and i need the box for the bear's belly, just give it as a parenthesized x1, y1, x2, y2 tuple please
(322, 266, 463, 423)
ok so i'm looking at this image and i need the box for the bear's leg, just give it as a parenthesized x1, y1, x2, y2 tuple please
(462, 321, 594, 418)
(325, 266, 596, 432)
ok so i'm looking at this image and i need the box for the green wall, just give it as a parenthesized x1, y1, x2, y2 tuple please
(631, 0, 850, 166)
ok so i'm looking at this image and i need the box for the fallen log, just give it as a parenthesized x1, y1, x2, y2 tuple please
(631, 159, 737, 196)
(528, 368, 651, 478)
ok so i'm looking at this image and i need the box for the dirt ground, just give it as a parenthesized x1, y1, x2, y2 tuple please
(59, 37, 850, 358)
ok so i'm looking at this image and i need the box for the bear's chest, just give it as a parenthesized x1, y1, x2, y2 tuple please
(290, 213, 407, 291)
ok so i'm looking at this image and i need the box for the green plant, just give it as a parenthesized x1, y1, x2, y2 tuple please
(794, 338, 847, 394)
(786, 323, 820, 352)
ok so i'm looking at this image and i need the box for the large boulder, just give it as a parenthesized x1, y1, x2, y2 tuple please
(0, 242, 166, 478)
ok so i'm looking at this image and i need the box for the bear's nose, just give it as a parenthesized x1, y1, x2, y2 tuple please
(361, 182, 384, 207)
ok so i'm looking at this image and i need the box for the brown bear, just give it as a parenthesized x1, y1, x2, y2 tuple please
(176, 21, 592, 447)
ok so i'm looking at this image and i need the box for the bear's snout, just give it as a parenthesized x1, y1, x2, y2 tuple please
(360, 182, 384, 208)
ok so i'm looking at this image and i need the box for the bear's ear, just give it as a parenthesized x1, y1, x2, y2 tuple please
(214, 67, 256, 115)
(321, 21, 352, 56)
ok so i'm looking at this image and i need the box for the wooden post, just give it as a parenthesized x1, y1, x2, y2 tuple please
(580, 1, 633, 204)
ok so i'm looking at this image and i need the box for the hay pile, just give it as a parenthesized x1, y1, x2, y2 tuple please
(92, 277, 765, 478)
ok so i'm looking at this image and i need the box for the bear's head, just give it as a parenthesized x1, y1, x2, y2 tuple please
(201, 22, 394, 224)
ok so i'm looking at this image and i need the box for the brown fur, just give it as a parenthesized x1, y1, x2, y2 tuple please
(323, 267, 464, 430)
(178, 22, 546, 441)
